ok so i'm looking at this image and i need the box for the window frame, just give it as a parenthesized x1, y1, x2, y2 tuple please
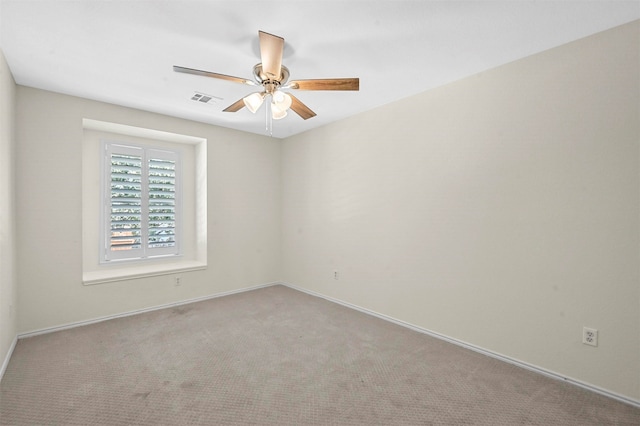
(100, 140, 183, 263)
(82, 119, 208, 286)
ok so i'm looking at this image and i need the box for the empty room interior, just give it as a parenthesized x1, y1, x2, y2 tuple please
(1, 1, 639, 424)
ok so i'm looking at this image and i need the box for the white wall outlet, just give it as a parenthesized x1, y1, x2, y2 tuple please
(583, 327, 598, 347)
(174, 276, 182, 286)
(333, 270, 339, 280)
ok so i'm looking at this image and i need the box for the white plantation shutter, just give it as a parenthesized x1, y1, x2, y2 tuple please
(108, 145, 143, 259)
(147, 151, 178, 253)
(103, 142, 180, 262)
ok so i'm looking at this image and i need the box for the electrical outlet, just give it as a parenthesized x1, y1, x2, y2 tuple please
(174, 276, 182, 287)
(333, 270, 339, 280)
(583, 327, 598, 347)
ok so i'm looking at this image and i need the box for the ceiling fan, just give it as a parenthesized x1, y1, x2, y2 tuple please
(173, 30, 359, 122)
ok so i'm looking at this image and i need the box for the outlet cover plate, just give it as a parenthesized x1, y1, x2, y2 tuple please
(583, 327, 598, 347)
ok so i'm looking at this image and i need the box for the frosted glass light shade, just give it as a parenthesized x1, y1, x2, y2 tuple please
(273, 91, 292, 111)
(243, 92, 265, 113)
(271, 105, 288, 120)
(271, 91, 291, 120)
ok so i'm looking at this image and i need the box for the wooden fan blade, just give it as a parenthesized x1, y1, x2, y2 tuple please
(288, 78, 359, 91)
(173, 65, 256, 86)
(259, 31, 284, 80)
(223, 98, 246, 112)
(288, 93, 316, 120)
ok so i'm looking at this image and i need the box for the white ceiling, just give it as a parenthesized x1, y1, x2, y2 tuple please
(1, 1, 638, 139)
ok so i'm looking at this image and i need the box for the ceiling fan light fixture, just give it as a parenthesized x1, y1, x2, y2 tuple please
(271, 91, 291, 120)
(271, 105, 288, 120)
(243, 92, 265, 113)
(273, 91, 292, 111)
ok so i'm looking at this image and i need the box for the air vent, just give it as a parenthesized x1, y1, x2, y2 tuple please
(191, 92, 222, 104)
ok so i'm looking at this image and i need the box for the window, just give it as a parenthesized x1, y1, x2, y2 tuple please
(101, 141, 181, 262)
(82, 120, 207, 285)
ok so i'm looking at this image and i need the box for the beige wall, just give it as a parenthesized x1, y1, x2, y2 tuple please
(282, 21, 639, 400)
(0, 48, 17, 374)
(15, 87, 282, 333)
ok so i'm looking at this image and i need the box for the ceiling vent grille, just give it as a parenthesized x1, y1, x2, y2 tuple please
(191, 92, 222, 104)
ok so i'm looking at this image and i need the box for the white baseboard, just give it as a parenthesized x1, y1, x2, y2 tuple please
(18, 281, 279, 339)
(0, 334, 17, 383)
(280, 281, 640, 409)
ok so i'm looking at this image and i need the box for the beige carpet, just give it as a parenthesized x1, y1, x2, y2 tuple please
(1, 285, 638, 425)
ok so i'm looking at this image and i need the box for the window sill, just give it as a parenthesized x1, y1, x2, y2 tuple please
(83, 260, 207, 285)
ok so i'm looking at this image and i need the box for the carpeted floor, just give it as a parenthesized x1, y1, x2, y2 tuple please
(1, 285, 638, 425)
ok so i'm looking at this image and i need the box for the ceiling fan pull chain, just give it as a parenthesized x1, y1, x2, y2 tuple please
(267, 95, 273, 136)
(265, 98, 269, 135)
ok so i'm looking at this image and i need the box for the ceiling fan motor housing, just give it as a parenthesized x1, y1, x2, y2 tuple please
(254, 64, 290, 92)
